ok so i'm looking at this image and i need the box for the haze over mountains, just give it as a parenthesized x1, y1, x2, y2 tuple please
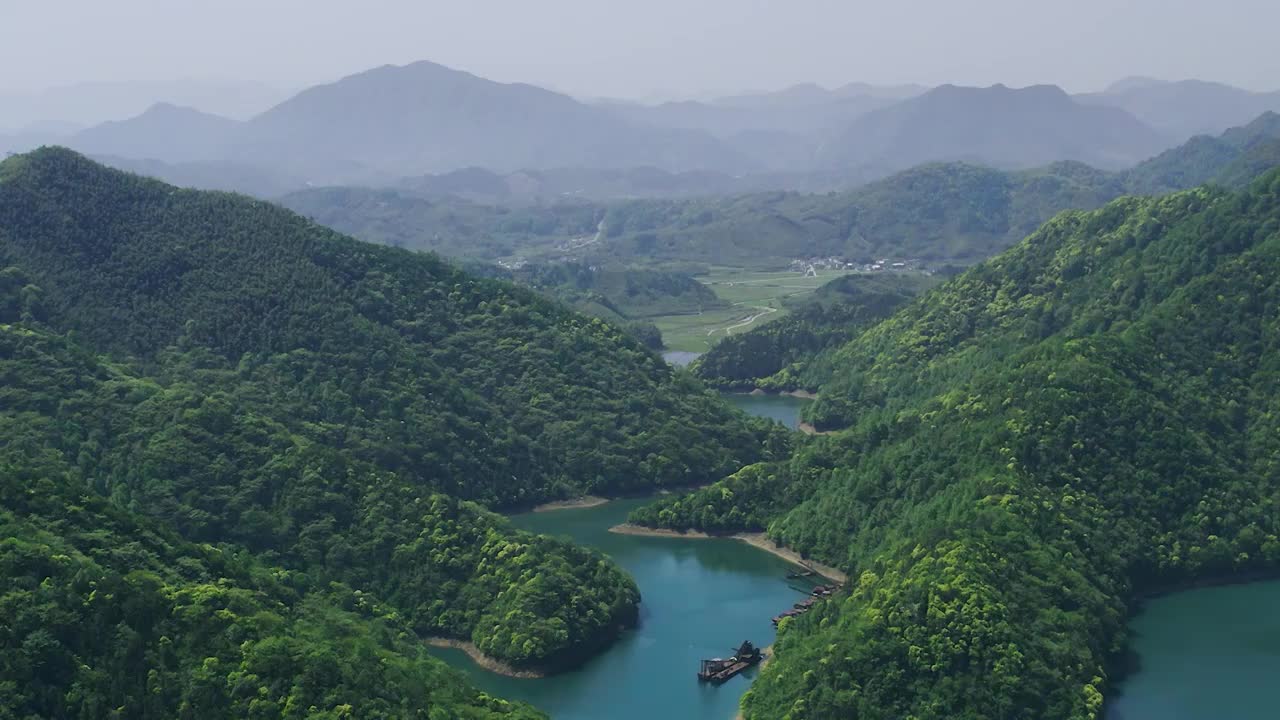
(4, 60, 1280, 199)
(1080, 77, 1280, 140)
(820, 83, 1169, 172)
(277, 112, 1280, 269)
(0, 78, 286, 130)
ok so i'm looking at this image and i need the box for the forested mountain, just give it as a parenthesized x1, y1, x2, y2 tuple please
(277, 185, 604, 260)
(632, 170, 1280, 718)
(687, 116, 1280, 390)
(1079, 78, 1280, 140)
(822, 83, 1169, 173)
(0, 354, 546, 719)
(1121, 111, 1280, 193)
(692, 272, 939, 391)
(69, 102, 240, 163)
(0, 149, 783, 714)
(505, 262, 727, 320)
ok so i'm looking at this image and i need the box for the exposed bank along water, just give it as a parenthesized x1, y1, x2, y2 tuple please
(429, 393, 814, 719)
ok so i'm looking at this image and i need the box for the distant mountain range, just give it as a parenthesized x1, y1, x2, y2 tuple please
(6, 62, 1278, 196)
(69, 103, 239, 164)
(821, 83, 1171, 173)
(394, 165, 860, 204)
(1079, 77, 1280, 140)
(223, 61, 753, 182)
(278, 112, 1280, 269)
(0, 78, 286, 130)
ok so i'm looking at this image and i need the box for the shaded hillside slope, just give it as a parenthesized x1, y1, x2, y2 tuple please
(692, 272, 938, 390)
(0, 149, 782, 674)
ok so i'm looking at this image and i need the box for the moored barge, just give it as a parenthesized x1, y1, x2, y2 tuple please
(697, 641, 765, 684)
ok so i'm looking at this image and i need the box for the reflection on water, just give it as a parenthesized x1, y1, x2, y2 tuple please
(721, 392, 810, 430)
(662, 350, 702, 367)
(1105, 580, 1280, 719)
(430, 387, 822, 719)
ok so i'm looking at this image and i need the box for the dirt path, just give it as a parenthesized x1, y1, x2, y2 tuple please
(708, 305, 778, 337)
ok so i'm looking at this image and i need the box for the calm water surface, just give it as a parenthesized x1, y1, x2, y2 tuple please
(662, 350, 702, 367)
(722, 393, 810, 430)
(1106, 579, 1280, 719)
(431, 497, 810, 719)
(430, 393, 817, 719)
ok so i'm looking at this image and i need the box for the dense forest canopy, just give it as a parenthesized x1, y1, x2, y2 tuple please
(692, 272, 939, 391)
(0, 393, 546, 720)
(506, 261, 725, 320)
(0, 149, 786, 716)
(632, 169, 1280, 718)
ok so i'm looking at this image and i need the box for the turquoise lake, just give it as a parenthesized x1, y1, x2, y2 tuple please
(1105, 579, 1280, 719)
(722, 392, 810, 430)
(429, 392, 817, 719)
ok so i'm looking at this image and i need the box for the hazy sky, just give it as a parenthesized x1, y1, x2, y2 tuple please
(2, 0, 1278, 98)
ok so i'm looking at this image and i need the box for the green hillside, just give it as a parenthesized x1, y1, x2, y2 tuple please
(632, 171, 1280, 718)
(692, 272, 939, 390)
(511, 262, 725, 319)
(0, 346, 544, 719)
(688, 115, 1280, 389)
(1121, 111, 1280, 193)
(0, 147, 782, 709)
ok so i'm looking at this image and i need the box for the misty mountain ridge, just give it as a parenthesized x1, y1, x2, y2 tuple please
(820, 82, 1169, 173)
(69, 102, 240, 163)
(31, 62, 1280, 196)
(709, 81, 927, 108)
(0, 78, 286, 131)
(1080, 78, 1280, 139)
(222, 60, 752, 181)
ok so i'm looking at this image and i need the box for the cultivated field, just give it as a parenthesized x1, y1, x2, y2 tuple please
(652, 267, 854, 353)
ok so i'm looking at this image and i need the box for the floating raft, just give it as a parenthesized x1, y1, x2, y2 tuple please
(697, 641, 764, 684)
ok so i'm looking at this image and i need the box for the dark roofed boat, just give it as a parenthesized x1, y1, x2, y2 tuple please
(697, 641, 765, 684)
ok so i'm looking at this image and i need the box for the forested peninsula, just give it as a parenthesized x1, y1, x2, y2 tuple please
(0, 148, 785, 718)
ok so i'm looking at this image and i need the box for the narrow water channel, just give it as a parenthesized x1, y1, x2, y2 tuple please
(430, 497, 811, 719)
(430, 392, 815, 719)
(1105, 579, 1280, 719)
